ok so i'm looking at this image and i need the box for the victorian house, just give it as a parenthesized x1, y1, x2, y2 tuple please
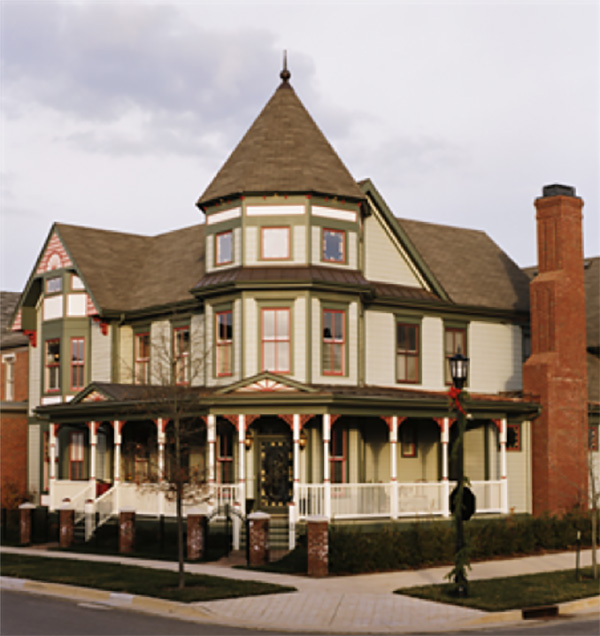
(10, 66, 596, 548)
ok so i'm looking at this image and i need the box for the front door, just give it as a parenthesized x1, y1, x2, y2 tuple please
(257, 436, 292, 512)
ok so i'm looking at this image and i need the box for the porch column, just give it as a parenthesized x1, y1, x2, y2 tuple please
(89, 422, 98, 492)
(390, 417, 398, 519)
(156, 419, 165, 517)
(49, 423, 57, 511)
(323, 414, 331, 519)
(113, 421, 122, 514)
(234, 415, 246, 551)
(441, 418, 450, 517)
(290, 414, 300, 549)
(499, 418, 509, 514)
(207, 414, 216, 506)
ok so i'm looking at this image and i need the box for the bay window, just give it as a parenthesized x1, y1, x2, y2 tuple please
(173, 326, 190, 385)
(262, 308, 290, 373)
(70, 338, 85, 391)
(216, 311, 233, 377)
(322, 309, 345, 375)
(45, 339, 61, 392)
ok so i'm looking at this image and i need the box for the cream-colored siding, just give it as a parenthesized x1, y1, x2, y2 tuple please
(311, 298, 358, 385)
(243, 296, 258, 377)
(364, 424, 389, 482)
(396, 420, 440, 482)
(364, 211, 424, 286)
(469, 322, 523, 393)
(91, 321, 111, 382)
(118, 325, 133, 384)
(29, 306, 42, 414)
(464, 425, 486, 480)
(507, 420, 532, 513)
(245, 226, 258, 265)
(150, 320, 170, 384)
(293, 225, 307, 265)
(190, 314, 205, 386)
(421, 317, 445, 390)
(293, 296, 307, 382)
(310, 226, 358, 268)
(365, 310, 394, 386)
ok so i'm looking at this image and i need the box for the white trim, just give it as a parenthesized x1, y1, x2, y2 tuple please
(246, 205, 305, 217)
(207, 207, 241, 225)
(312, 206, 357, 223)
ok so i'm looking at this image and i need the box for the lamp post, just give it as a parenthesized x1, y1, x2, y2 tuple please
(449, 351, 470, 597)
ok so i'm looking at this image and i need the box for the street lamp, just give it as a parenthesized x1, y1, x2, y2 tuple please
(449, 350, 470, 597)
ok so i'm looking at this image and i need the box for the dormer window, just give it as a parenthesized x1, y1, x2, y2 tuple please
(322, 229, 345, 263)
(261, 227, 290, 261)
(215, 231, 233, 266)
(46, 276, 62, 294)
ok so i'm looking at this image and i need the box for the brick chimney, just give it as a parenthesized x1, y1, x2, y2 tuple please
(523, 184, 588, 515)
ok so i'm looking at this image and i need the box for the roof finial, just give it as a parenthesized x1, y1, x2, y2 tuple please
(280, 50, 291, 83)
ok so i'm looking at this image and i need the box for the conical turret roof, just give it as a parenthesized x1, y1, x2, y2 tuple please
(197, 76, 365, 208)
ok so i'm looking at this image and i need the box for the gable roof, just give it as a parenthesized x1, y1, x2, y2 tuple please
(197, 79, 365, 208)
(57, 222, 206, 313)
(397, 218, 531, 312)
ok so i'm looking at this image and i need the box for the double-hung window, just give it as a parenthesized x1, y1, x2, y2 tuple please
(135, 332, 150, 384)
(215, 231, 233, 266)
(396, 322, 420, 383)
(69, 431, 85, 480)
(261, 308, 290, 373)
(330, 426, 347, 483)
(45, 339, 61, 393)
(261, 227, 290, 261)
(2, 355, 15, 401)
(217, 424, 234, 484)
(444, 326, 467, 384)
(46, 276, 63, 294)
(70, 338, 85, 391)
(322, 309, 345, 375)
(322, 228, 345, 263)
(216, 311, 233, 377)
(173, 326, 190, 385)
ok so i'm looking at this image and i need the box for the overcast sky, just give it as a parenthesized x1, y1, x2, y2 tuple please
(1, 0, 598, 293)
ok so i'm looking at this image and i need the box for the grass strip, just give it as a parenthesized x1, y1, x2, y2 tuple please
(1, 553, 295, 603)
(396, 567, 600, 611)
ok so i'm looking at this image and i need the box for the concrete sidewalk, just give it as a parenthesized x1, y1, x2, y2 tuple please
(2, 547, 598, 633)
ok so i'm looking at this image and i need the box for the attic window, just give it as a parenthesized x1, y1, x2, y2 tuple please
(46, 276, 62, 294)
(71, 275, 85, 290)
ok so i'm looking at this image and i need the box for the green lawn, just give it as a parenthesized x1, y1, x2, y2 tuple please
(397, 568, 600, 611)
(1, 553, 295, 603)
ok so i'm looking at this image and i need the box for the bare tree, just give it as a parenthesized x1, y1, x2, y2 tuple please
(122, 314, 211, 589)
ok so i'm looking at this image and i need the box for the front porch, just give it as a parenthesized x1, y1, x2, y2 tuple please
(44, 410, 511, 548)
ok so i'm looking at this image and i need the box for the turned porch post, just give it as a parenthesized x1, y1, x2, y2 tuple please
(499, 418, 508, 513)
(390, 416, 398, 519)
(156, 418, 166, 516)
(441, 418, 450, 517)
(49, 423, 57, 511)
(323, 414, 331, 519)
(89, 422, 98, 492)
(207, 414, 216, 501)
(113, 420, 123, 514)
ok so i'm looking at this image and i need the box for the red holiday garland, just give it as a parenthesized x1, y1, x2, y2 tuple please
(448, 386, 466, 415)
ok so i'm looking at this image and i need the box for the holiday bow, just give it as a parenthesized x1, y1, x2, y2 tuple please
(448, 386, 466, 415)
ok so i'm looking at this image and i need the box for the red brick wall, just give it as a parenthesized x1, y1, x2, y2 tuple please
(0, 411, 28, 508)
(523, 189, 588, 515)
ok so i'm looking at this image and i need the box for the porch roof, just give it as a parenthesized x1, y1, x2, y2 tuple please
(35, 380, 540, 423)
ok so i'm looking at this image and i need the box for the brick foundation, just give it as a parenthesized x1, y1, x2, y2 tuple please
(59, 507, 74, 548)
(248, 512, 270, 566)
(119, 510, 136, 554)
(19, 503, 35, 545)
(187, 513, 207, 561)
(307, 516, 328, 577)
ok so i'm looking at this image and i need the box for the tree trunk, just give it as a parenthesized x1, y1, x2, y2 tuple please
(175, 416, 185, 589)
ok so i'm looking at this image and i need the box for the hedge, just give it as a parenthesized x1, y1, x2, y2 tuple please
(329, 510, 596, 574)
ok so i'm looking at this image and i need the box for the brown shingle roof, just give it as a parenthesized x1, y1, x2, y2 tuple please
(397, 218, 530, 312)
(1, 291, 28, 348)
(197, 81, 365, 208)
(56, 223, 205, 313)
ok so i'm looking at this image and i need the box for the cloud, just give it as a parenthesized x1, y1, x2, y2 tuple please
(1, 2, 318, 157)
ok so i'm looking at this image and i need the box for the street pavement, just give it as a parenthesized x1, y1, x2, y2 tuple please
(1, 547, 598, 634)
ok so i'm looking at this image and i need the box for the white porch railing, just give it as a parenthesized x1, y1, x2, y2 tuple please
(470, 480, 502, 513)
(297, 484, 325, 518)
(331, 483, 391, 518)
(55, 482, 95, 523)
(397, 482, 445, 516)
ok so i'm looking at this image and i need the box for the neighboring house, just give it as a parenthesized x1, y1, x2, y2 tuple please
(1, 292, 29, 507)
(9, 66, 597, 546)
